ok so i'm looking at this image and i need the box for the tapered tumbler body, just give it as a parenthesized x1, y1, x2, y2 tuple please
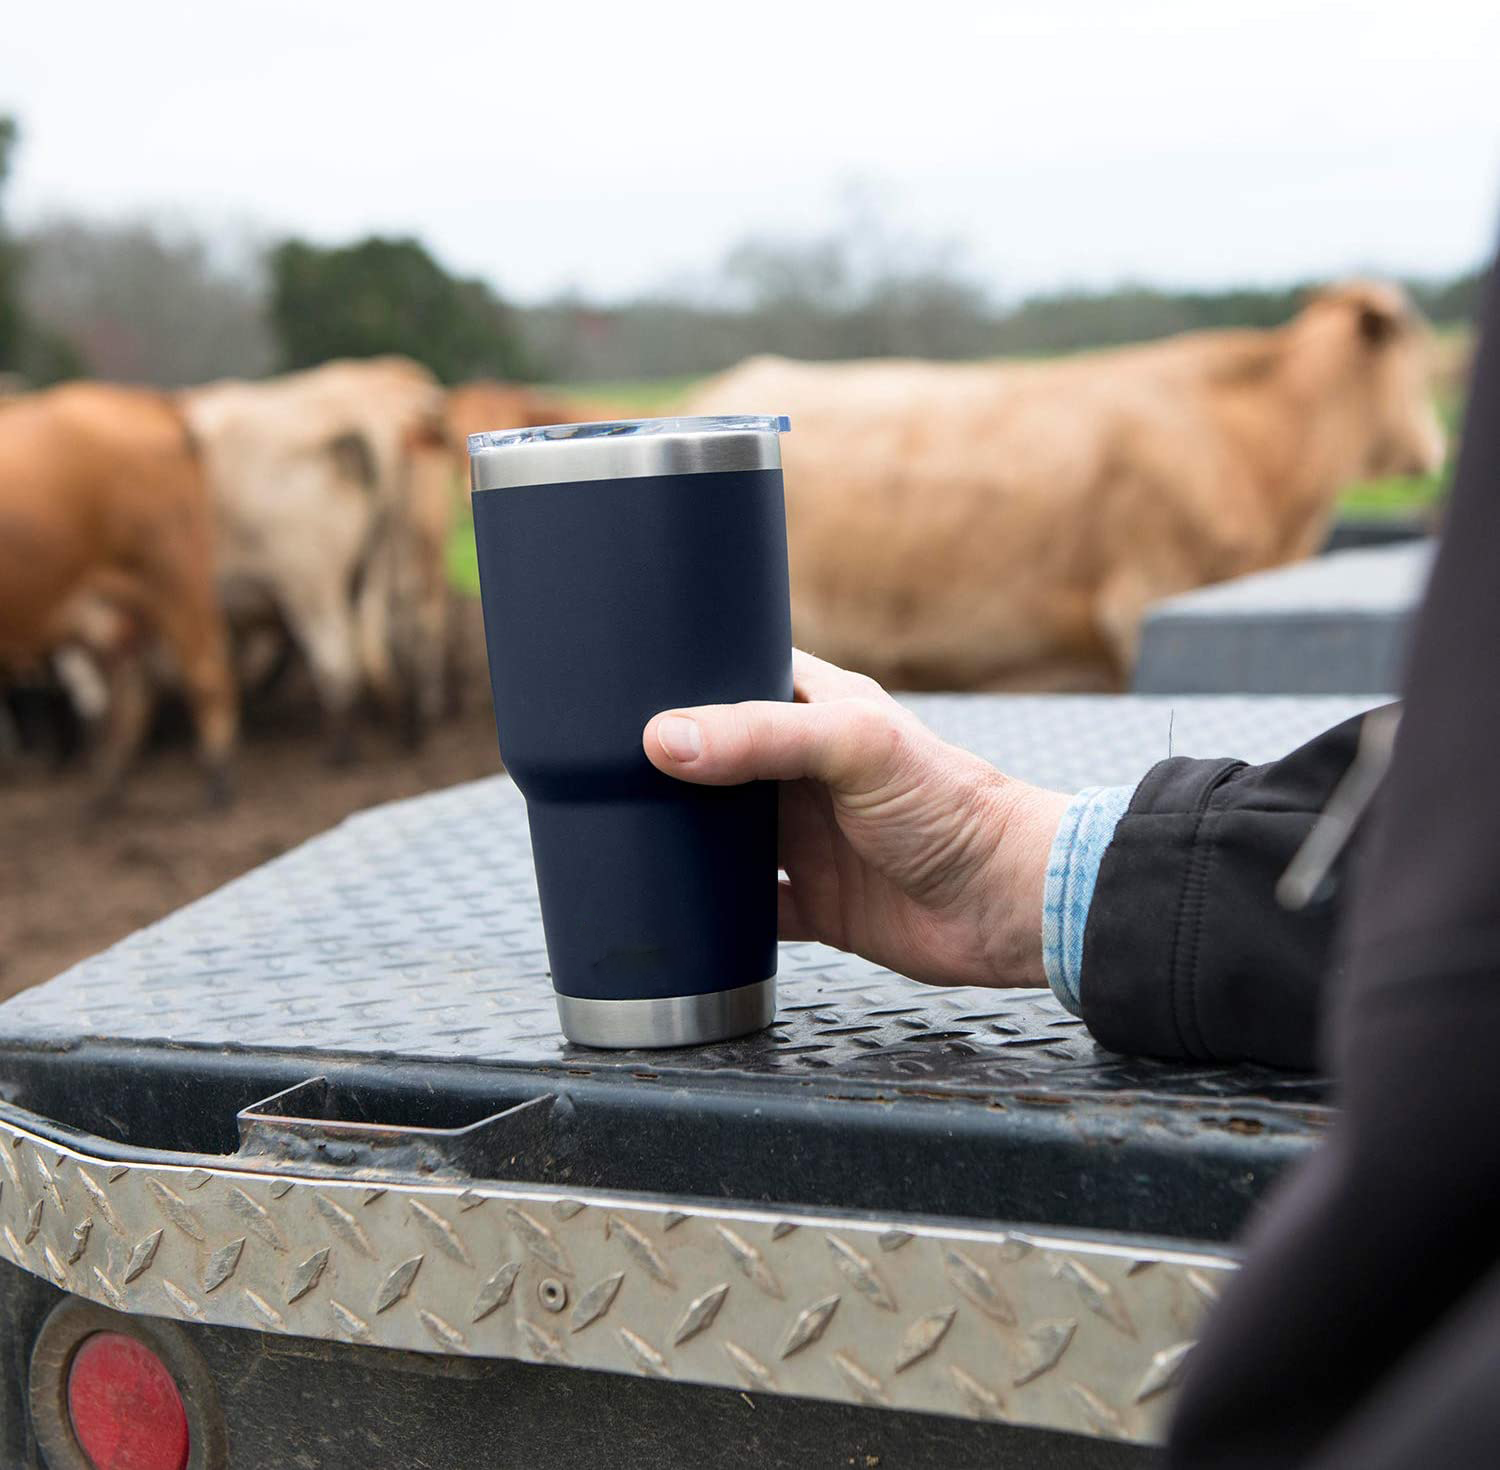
(469, 418, 792, 1048)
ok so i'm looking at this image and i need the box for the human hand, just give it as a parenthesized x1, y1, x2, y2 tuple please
(643, 650, 1070, 989)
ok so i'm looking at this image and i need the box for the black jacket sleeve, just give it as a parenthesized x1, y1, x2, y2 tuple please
(1078, 711, 1376, 1069)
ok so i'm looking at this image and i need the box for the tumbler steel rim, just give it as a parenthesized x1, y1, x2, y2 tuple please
(555, 977, 777, 1049)
(469, 414, 788, 492)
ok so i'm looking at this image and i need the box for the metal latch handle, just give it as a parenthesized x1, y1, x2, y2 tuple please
(236, 1078, 558, 1177)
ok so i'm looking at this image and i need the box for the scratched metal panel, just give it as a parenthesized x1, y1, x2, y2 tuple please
(0, 695, 1376, 1107)
(0, 1106, 1232, 1444)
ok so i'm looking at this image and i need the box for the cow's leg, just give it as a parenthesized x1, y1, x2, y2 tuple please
(354, 551, 425, 750)
(234, 623, 298, 703)
(52, 647, 109, 770)
(43, 595, 152, 807)
(1094, 567, 1161, 684)
(138, 579, 239, 807)
(354, 540, 450, 751)
(392, 595, 450, 751)
(278, 580, 364, 765)
(442, 609, 470, 718)
(0, 695, 19, 765)
(89, 652, 153, 813)
(354, 546, 399, 715)
(54, 647, 111, 726)
(410, 641, 446, 746)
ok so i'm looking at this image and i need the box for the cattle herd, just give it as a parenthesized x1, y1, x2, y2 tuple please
(0, 280, 1446, 808)
(0, 364, 577, 806)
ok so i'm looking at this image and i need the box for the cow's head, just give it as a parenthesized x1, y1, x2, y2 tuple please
(1303, 281, 1448, 480)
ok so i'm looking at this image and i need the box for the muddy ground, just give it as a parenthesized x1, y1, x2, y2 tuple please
(0, 602, 505, 1002)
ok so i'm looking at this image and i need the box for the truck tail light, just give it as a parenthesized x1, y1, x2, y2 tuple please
(65, 1331, 190, 1470)
(30, 1300, 220, 1470)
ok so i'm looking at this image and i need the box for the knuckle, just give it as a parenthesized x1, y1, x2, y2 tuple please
(843, 697, 894, 745)
(831, 699, 906, 781)
(734, 705, 767, 764)
(850, 670, 892, 703)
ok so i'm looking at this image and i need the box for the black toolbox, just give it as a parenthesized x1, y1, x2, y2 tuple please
(0, 695, 1375, 1468)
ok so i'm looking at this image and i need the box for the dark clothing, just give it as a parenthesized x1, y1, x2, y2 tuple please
(1081, 712, 1370, 1070)
(1080, 262, 1500, 1466)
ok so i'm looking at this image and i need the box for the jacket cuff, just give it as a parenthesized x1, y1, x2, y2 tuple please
(1042, 785, 1137, 1016)
(1079, 755, 1245, 1060)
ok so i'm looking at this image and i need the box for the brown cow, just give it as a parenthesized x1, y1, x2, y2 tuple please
(0, 383, 237, 799)
(685, 281, 1446, 689)
(444, 380, 607, 454)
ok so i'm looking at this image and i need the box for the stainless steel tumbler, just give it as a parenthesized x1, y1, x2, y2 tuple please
(469, 416, 793, 1048)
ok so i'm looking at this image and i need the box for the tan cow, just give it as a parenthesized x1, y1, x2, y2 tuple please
(183, 357, 455, 757)
(0, 383, 237, 799)
(685, 282, 1446, 689)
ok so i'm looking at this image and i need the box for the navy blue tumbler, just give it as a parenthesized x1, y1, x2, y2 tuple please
(469, 416, 793, 1048)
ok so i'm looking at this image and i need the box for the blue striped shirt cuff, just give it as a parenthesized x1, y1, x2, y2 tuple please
(1041, 784, 1137, 1017)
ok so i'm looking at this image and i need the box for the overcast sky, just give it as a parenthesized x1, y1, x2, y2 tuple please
(6, 0, 1499, 305)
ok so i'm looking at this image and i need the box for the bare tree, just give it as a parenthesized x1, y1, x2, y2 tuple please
(0, 116, 27, 373)
(18, 216, 274, 386)
(524, 189, 999, 381)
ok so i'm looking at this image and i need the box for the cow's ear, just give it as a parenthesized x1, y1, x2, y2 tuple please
(1357, 299, 1401, 348)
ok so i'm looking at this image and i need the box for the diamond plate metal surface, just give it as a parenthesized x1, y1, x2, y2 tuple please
(0, 1106, 1234, 1444)
(0, 695, 1371, 1110)
(1135, 545, 1426, 696)
(0, 695, 1370, 1441)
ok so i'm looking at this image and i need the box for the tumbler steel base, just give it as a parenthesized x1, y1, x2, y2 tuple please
(556, 977, 776, 1049)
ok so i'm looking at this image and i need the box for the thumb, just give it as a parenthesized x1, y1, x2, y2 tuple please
(644, 699, 910, 793)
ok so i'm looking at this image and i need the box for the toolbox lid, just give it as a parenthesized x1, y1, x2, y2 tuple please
(0, 694, 1380, 1242)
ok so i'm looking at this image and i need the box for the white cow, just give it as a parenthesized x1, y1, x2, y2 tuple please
(184, 357, 455, 756)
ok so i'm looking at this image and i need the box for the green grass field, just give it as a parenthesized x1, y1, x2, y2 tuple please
(447, 354, 1465, 595)
(447, 516, 482, 596)
(564, 376, 704, 413)
(1339, 382, 1462, 519)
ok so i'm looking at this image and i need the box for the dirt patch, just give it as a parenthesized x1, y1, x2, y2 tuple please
(0, 602, 505, 1002)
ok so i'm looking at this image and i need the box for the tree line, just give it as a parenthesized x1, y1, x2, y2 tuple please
(0, 115, 1485, 392)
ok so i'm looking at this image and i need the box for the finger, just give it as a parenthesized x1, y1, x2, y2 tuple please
(777, 878, 817, 941)
(644, 697, 910, 792)
(792, 648, 894, 706)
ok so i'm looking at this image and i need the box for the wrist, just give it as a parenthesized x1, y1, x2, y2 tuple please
(975, 778, 1070, 988)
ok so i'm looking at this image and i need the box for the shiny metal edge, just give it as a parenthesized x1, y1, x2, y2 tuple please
(470, 427, 782, 491)
(556, 977, 777, 1049)
(468, 414, 789, 454)
(0, 1102, 1234, 1443)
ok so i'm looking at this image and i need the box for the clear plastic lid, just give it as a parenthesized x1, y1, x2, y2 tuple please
(468, 414, 790, 456)
(468, 414, 791, 491)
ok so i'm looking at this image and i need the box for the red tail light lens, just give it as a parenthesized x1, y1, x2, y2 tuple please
(66, 1331, 191, 1470)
